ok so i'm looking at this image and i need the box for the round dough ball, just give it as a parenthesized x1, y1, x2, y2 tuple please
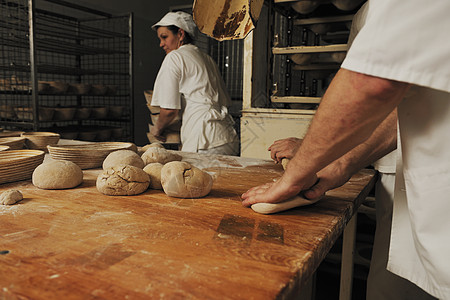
(141, 147, 182, 165)
(0, 189, 23, 205)
(96, 165, 150, 196)
(103, 150, 145, 170)
(143, 162, 163, 190)
(138, 143, 164, 155)
(32, 160, 83, 189)
(161, 161, 213, 198)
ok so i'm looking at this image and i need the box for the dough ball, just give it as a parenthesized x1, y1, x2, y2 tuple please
(0, 190, 23, 205)
(141, 147, 182, 165)
(96, 165, 150, 196)
(143, 163, 163, 190)
(281, 158, 290, 170)
(138, 143, 165, 155)
(103, 150, 145, 170)
(161, 161, 213, 198)
(32, 160, 83, 189)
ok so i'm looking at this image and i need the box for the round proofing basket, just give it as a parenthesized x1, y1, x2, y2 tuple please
(47, 142, 136, 169)
(0, 149, 45, 184)
(0, 136, 26, 150)
(21, 132, 60, 152)
(0, 145, 10, 151)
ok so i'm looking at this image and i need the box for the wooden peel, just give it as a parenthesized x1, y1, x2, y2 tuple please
(193, 0, 264, 41)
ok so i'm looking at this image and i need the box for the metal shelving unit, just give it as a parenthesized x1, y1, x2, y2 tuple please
(0, 0, 133, 142)
(241, 1, 363, 160)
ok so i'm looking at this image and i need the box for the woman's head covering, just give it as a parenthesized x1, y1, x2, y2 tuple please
(152, 11, 197, 39)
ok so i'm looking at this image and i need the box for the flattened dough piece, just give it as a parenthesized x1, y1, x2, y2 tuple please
(251, 196, 320, 214)
(96, 165, 150, 196)
(0, 189, 23, 205)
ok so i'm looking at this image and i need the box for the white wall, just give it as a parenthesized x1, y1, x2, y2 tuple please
(39, 0, 193, 145)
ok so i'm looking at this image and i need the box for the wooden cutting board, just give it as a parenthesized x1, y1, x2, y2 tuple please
(0, 152, 376, 299)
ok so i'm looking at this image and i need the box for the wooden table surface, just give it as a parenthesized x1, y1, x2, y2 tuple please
(0, 152, 376, 299)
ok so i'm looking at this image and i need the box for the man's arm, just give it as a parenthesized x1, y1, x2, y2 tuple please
(304, 108, 397, 199)
(242, 68, 410, 206)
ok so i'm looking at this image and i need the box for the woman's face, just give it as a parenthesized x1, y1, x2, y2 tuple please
(157, 27, 181, 54)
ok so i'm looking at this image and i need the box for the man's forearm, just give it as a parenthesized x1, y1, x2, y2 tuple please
(285, 69, 409, 181)
(337, 108, 397, 175)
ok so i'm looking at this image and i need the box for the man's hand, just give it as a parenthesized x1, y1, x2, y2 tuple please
(268, 137, 302, 163)
(303, 159, 352, 200)
(241, 167, 317, 207)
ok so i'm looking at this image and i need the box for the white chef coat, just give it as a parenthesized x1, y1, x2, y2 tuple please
(342, 0, 450, 298)
(151, 44, 238, 153)
(349, 5, 432, 298)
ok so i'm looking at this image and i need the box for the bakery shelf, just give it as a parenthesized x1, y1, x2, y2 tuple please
(0, 0, 134, 142)
(293, 14, 354, 25)
(273, 44, 348, 54)
(271, 96, 321, 104)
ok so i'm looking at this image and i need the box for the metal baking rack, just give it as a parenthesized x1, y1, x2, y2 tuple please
(0, 0, 133, 142)
(268, 1, 362, 111)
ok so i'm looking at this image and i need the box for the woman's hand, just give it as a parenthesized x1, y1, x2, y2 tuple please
(268, 137, 302, 163)
(150, 125, 166, 142)
(151, 108, 179, 142)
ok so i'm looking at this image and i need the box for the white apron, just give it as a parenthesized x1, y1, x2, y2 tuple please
(388, 87, 450, 299)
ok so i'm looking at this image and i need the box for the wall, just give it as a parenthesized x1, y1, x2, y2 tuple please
(39, 0, 193, 145)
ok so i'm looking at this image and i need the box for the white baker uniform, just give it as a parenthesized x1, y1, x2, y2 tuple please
(349, 4, 437, 299)
(151, 44, 238, 153)
(342, 0, 450, 298)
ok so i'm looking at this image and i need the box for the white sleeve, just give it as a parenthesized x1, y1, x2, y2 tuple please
(151, 52, 182, 109)
(342, 0, 450, 92)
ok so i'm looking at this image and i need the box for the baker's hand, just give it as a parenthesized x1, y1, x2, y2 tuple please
(268, 138, 302, 163)
(150, 126, 166, 142)
(241, 171, 317, 207)
(303, 159, 352, 200)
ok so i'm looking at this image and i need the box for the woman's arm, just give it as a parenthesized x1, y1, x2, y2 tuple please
(150, 108, 179, 142)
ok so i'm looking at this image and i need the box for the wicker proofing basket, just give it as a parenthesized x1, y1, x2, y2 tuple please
(21, 132, 60, 152)
(47, 142, 136, 169)
(0, 137, 26, 150)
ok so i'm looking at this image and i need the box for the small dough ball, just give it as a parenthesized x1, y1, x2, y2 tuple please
(0, 190, 23, 205)
(32, 160, 83, 189)
(138, 143, 164, 155)
(143, 163, 163, 190)
(103, 150, 145, 170)
(141, 147, 182, 165)
(96, 165, 150, 196)
(281, 158, 290, 170)
(161, 161, 213, 198)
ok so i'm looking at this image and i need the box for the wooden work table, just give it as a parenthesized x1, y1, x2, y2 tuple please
(0, 152, 376, 299)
